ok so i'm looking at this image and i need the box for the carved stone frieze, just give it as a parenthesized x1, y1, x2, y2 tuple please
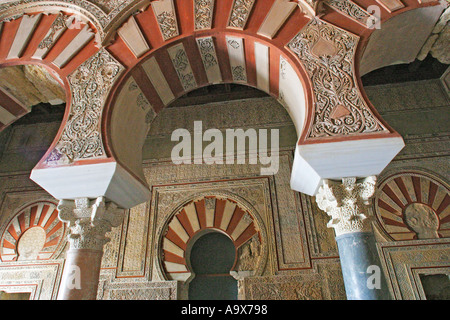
(287, 18, 388, 138)
(45, 48, 124, 164)
(316, 176, 377, 237)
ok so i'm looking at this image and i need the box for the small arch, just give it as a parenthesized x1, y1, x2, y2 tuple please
(157, 194, 266, 283)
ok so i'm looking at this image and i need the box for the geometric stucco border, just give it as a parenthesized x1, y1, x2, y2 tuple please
(0, 260, 64, 300)
(378, 238, 450, 300)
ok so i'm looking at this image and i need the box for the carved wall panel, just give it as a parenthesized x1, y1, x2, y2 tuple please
(302, 195, 338, 258)
(0, 179, 66, 300)
(149, 178, 277, 282)
(226, 36, 248, 83)
(98, 270, 178, 300)
(374, 171, 450, 241)
(239, 264, 346, 300)
(167, 43, 198, 92)
(270, 152, 312, 270)
(115, 203, 150, 277)
(196, 36, 222, 84)
(379, 238, 450, 300)
(0, 201, 65, 262)
(0, 260, 64, 300)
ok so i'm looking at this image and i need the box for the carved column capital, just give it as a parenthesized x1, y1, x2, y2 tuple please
(57, 197, 125, 251)
(316, 176, 377, 237)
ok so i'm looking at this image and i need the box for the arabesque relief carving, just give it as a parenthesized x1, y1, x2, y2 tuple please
(234, 234, 262, 272)
(194, 0, 215, 30)
(288, 18, 388, 138)
(46, 48, 124, 164)
(228, 0, 255, 29)
(325, 0, 372, 27)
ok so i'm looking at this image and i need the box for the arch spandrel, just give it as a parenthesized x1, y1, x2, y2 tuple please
(0, 0, 442, 209)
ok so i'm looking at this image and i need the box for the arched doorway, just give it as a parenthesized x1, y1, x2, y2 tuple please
(188, 231, 238, 300)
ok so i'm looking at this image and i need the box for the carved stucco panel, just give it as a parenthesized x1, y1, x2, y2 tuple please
(116, 203, 150, 277)
(287, 18, 388, 138)
(194, 0, 215, 30)
(97, 272, 178, 300)
(379, 239, 450, 300)
(239, 268, 346, 300)
(325, 0, 373, 27)
(0, 260, 64, 300)
(45, 48, 124, 164)
(228, 0, 255, 30)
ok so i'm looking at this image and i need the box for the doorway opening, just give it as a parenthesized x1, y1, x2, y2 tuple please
(188, 231, 238, 300)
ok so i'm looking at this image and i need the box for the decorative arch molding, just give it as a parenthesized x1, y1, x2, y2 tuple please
(0, 0, 106, 42)
(0, 201, 66, 262)
(0, 0, 439, 209)
(154, 192, 268, 282)
(0, 9, 104, 129)
(373, 170, 450, 242)
(0, 9, 142, 209)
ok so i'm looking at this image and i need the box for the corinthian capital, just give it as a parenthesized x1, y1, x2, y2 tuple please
(316, 176, 377, 237)
(57, 197, 125, 251)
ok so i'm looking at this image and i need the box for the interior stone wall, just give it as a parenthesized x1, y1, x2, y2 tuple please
(0, 78, 448, 300)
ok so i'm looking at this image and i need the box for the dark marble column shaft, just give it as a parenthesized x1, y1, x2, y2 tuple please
(336, 232, 391, 300)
